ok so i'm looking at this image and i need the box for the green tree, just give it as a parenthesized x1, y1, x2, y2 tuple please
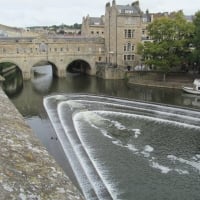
(191, 11, 200, 72)
(139, 11, 194, 80)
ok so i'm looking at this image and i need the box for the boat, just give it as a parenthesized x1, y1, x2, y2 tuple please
(182, 79, 200, 95)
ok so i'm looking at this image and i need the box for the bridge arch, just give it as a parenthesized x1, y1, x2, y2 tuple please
(0, 60, 23, 73)
(66, 59, 91, 74)
(31, 60, 58, 78)
(0, 61, 23, 81)
(0, 61, 23, 96)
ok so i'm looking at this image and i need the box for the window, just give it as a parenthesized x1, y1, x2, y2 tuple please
(127, 43, 131, 51)
(124, 43, 135, 52)
(124, 54, 135, 61)
(127, 29, 133, 38)
(124, 29, 135, 38)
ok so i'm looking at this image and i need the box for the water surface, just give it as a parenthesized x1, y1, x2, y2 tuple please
(3, 66, 200, 199)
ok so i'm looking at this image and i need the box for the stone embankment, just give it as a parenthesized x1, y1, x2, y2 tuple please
(0, 87, 84, 200)
(127, 72, 196, 89)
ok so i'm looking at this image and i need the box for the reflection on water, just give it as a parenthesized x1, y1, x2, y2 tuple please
(182, 93, 200, 107)
(31, 65, 53, 94)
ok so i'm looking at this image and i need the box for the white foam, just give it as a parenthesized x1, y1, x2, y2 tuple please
(112, 140, 123, 147)
(126, 144, 138, 153)
(73, 99, 200, 125)
(151, 162, 172, 174)
(110, 120, 126, 130)
(98, 110, 200, 130)
(72, 111, 117, 199)
(174, 169, 189, 175)
(167, 155, 200, 173)
(132, 129, 141, 138)
(66, 100, 85, 110)
(141, 145, 154, 158)
(144, 145, 154, 152)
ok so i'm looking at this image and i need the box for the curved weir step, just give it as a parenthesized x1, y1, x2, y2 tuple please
(44, 94, 200, 199)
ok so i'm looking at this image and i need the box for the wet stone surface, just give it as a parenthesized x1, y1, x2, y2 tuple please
(0, 88, 84, 200)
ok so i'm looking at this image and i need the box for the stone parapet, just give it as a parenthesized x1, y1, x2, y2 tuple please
(0, 87, 84, 200)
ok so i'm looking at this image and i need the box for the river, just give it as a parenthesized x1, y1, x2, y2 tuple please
(3, 65, 200, 200)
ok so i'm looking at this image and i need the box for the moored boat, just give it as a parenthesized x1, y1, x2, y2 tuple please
(182, 79, 200, 95)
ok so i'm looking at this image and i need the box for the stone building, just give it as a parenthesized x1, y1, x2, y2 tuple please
(104, 0, 143, 67)
(81, 15, 105, 38)
(82, 0, 144, 68)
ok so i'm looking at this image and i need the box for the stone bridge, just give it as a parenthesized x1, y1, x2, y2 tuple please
(0, 36, 105, 80)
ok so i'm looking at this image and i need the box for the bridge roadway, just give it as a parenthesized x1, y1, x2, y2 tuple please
(0, 36, 105, 80)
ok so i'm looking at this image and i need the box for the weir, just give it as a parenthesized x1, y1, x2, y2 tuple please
(0, 87, 84, 200)
(44, 94, 200, 200)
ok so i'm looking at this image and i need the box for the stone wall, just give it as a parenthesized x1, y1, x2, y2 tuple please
(0, 87, 84, 200)
(96, 63, 125, 79)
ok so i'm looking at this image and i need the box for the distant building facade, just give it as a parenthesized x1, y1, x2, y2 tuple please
(81, 15, 105, 38)
(82, 1, 194, 69)
(82, 0, 145, 67)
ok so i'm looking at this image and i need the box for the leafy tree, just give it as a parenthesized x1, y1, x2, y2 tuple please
(139, 11, 194, 80)
(191, 11, 200, 72)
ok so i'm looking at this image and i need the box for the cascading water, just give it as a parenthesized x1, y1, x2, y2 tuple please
(44, 94, 200, 200)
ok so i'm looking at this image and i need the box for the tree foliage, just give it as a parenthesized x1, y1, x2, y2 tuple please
(191, 11, 200, 67)
(139, 11, 194, 75)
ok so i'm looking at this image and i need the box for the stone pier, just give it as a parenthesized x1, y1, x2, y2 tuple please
(0, 87, 84, 200)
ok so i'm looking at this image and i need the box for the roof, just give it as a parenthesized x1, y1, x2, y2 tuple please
(89, 17, 104, 26)
(117, 4, 140, 14)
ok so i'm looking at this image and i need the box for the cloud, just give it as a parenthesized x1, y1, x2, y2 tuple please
(0, 0, 198, 27)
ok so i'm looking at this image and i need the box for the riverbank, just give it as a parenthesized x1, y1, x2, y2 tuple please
(0, 87, 84, 200)
(127, 72, 196, 89)
(128, 78, 193, 89)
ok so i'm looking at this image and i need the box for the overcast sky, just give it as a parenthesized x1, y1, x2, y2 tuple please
(0, 0, 198, 27)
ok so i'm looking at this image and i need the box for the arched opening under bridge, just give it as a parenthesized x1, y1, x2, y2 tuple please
(31, 61, 58, 78)
(0, 62, 23, 97)
(67, 60, 91, 75)
(31, 61, 57, 94)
